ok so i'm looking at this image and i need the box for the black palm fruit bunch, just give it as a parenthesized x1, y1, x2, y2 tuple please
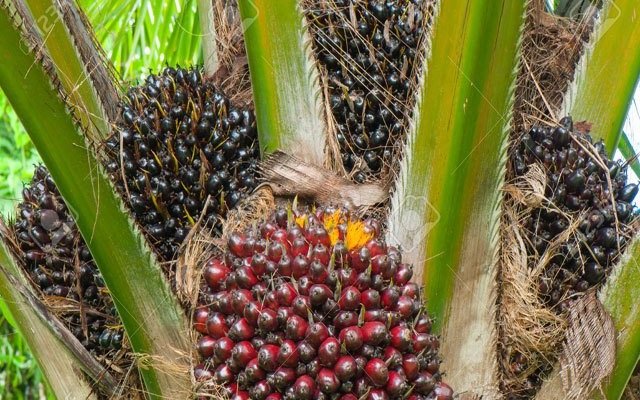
(192, 206, 453, 400)
(305, 0, 429, 182)
(11, 166, 124, 356)
(104, 66, 260, 261)
(512, 116, 638, 310)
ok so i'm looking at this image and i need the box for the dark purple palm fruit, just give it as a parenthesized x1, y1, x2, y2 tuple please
(304, 0, 430, 182)
(10, 166, 124, 357)
(194, 206, 452, 399)
(103, 66, 260, 261)
(513, 116, 637, 309)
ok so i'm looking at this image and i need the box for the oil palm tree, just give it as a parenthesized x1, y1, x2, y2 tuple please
(0, 0, 639, 399)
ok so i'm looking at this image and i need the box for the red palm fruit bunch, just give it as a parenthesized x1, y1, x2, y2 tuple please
(193, 206, 453, 400)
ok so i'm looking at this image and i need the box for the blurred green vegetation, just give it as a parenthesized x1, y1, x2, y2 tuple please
(0, 1, 203, 398)
(0, 94, 40, 218)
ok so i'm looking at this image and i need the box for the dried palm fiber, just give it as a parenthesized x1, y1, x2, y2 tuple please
(209, 0, 253, 106)
(497, 1, 638, 398)
(624, 364, 640, 400)
(303, 0, 434, 184)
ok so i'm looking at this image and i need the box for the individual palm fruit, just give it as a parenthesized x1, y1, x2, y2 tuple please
(11, 166, 123, 355)
(104, 66, 260, 261)
(305, 0, 429, 182)
(512, 116, 637, 310)
(194, 206, 453, 399)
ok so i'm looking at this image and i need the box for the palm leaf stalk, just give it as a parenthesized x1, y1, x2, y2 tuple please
(387, 0, 525, 396)
(0, 3, 190, 398)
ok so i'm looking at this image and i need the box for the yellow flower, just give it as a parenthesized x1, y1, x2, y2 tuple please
(322, 209, 344, 246)
(295, 214, 308, 228)
(345, 219, 373, 251)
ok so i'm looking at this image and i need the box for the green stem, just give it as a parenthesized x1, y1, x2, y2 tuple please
(238, 0, 326, 165)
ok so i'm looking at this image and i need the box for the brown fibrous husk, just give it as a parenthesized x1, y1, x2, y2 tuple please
(209, 0, 252, 106)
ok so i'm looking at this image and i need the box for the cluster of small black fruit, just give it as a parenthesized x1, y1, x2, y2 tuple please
(12, 166, 123, 354)
(513, 116, 637, 311)
(307, 0, 427, 182)
(104, 67, 260, 260)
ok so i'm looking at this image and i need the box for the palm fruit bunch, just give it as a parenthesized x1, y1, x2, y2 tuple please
(11, 166, 123, 355)
(512, 116, 637, 310)
(104, 66, 260, 261)
(192, 206, 453, 400)
(305, 0, 428, 182)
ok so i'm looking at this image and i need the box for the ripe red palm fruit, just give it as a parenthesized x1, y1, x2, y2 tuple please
(386, 371, 407, 397)
(365, 358, 389, 387)
(334, 355, 358, 381)
(317, 368, 341, 394)
(194, 206, 451, 398)
(243, 301, 262, 326)
(245, 357, 266, 383)
(235, 266, 259, 289)
(381, 287, 400, 310)
(338, 286, 362, 310)
(383, 346, 403, 368)
(413, 371, 436, 394)
(194, 364, 213, 381)
(258, 344, 281, 372)
(197, 336, 216, 358)
(402, 354, 420, 380)
(213, 337, 234, 363)
(228, 233, 248, 258)
(229, 318, 255, 341)
(395, 264, 413, 285)
(231, 289, 254, 314)
(276, 282, 297, 306)
(270, 367, 297, 390)
(278, 339, 300, 368)
(293, 375, 316, 400)
(395, 296, 415, 318)
(193, 307, 209, 334)
(250, 380, 271, 400)
(309, 284, 333, 307)
(433, 382, 454, 400)
(310, 244, 331, 266)
(231, 341, 257, 367)
(333, 311, 358, 331)
(368, 388, 390, 400)
(318, 337, 340, 367)
(413, 333, 432, 352)
(362, 321, 389, 346)
(339, 326, 364, 352)
(414, 314, 432, 333)
(214, 364, 234, 384)
(306, 322, 330, 347)
(230, 390, 250, 400)
(389, 326, 412, 352)
(206, 312, 228, 339)
(401, 282, 420, 299)
(257, 308, 279, 332)
(298, 341, 317, 363)
(204, 259, 230, 290)
(285, 314, 308, 341)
